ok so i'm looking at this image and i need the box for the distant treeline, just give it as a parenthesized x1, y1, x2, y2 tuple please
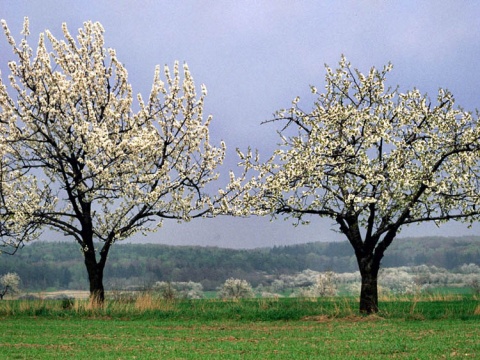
(1, 236, 478, 291)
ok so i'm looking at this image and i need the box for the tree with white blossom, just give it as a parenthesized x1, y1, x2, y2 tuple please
(226, 56, 480, 313)
(0, 272, 20, 299)
(217, 278, 255, 299)
(0, 18, 225, 302)
(0, 163, 43, 255)
(0, 118, 46, 254)
(295, 271, 337, 298)
(153, 281, 204, 299)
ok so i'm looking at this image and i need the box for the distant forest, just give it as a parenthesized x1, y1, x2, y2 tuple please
(1, 236, 479, 291)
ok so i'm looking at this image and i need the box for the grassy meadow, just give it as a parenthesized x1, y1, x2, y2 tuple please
(0, 294, 479, 359)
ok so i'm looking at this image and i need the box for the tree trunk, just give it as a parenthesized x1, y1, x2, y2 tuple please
(339, 212, 398, 314)
(358, 255, 380, 314)
(83, 247, 105, 304)
(359, 268, 379, 314)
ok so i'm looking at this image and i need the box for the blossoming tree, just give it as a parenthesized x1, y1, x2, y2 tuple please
(0, 121, 45, 254)
(0, 18, 225, 302)
(0, 272, 20, 299)
(226, 57, 480, 313)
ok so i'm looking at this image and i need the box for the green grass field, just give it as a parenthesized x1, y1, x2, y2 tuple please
(0, 295, 478, 359)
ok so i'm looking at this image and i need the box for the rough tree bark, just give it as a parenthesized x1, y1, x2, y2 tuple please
(83, 248, 106, 303)
(80, 225, 113, 303)
(357, 254, 381, 314)
(341, 214, 396, 314)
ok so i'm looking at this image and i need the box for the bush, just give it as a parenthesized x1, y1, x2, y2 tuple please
(217, 278, 255, 299)
(295, 271, 337, 298)
(459, 263, 480, 274)
(0, 272, 20, 299)
(379, 268, 417, 295)
(60, 297, 75, 309)
(153, 281, 204, 300)
(469, 278, 480, 294)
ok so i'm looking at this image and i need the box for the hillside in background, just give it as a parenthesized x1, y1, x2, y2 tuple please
(1, 236, 478, 291)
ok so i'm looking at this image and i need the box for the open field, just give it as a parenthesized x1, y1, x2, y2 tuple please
(0, 296, 479, 359)
(1, 317, 478, 359)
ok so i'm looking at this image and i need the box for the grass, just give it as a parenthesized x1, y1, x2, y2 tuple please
(2, 293, 478, 321)
(0, 295, 478, 359)
(1, 317, 478, 359)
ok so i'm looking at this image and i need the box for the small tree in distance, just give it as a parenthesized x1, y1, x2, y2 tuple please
(0, 272, 20, 299)
(299, 271, 337, 298)
(0, 18, 226, 303)
(225, 56, 480, 313)
(217, 278, 255, 300)
(153, 281, 204, 299)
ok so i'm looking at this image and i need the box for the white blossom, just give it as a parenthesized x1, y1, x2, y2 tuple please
(295, 271, 338, 297)
(153, 281, 204, 299)
(226, 55, 480, 255)
(0, 272, 20, 298)
(217, 278, 255, 299)
(0, 18, 226, 299)
(223, 55, 480, 312)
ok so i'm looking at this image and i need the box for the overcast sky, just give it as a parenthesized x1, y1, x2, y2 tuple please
(2, 1, 480, 248)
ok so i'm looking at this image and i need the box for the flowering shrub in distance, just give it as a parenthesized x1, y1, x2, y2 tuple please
(217, 278, 255, 299)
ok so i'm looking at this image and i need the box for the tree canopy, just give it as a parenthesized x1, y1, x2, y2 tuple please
(226, 56, 480, 312)
(0, 18, 225, 301)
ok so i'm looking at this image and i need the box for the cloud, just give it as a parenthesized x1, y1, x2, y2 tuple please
(385, 2, 479, 63)
(2, 0, 480, 247)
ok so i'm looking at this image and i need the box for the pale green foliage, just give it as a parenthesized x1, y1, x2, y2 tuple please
(217, 278, 255, 299)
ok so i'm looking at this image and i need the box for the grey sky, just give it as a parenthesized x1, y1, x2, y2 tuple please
(2, 1, 480, 248)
